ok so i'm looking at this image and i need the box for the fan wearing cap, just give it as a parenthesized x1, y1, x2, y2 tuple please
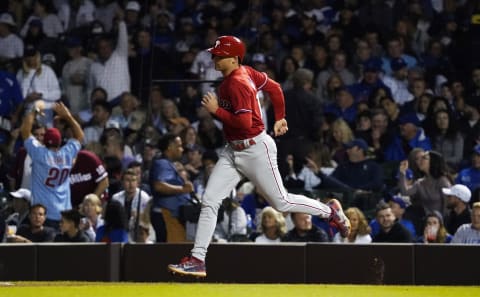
(0, 12, 23, 61)
(384, 112, 432, 161)
(381, 36, 418, 76)
(451, 201, 480, 244)
(443, 184, 472, 235)
(348, 57, 392, 103)
(20, 101, 84, 229)
(381, 57, 414, 106)
(5, 188, 32, 227)
(369, 194, 416, 239)
(330, 138, 384, 193)
(455, 144, 480, 197)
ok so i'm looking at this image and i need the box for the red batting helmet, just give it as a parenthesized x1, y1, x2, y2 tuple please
(207, 35, 246, 62)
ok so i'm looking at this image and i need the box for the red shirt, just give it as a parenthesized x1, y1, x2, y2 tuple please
(215, 65, 285, 141)
(70, 150, 108, 208)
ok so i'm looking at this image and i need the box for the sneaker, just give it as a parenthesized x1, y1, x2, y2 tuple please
(168, 256, 207, 278)
(327, 199, 351, 238)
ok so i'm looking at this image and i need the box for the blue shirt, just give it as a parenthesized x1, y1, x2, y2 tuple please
(95, 226, 129, 243)
(455, 167, 480, 193)
(25, 136, 81, 220)
(0, 71, 23, 117)
(149, 157, 188, 217)
(384, 129, 432, 161)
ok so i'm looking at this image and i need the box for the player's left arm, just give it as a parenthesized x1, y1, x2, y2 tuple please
(54, 102, 84, 143)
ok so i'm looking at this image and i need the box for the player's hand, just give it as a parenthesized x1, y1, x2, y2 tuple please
(273, 118, 288, 136)
(53, 102, 72, 119)
(399, 160, 409, 175)
(202, 92, 219, 114)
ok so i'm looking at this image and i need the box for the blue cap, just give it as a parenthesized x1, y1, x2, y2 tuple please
(398, 113, 421, 126)
(390, 57, 407, 71)
(385, 195, 408, 209)
(344, 138, 368, 151)
(363, 57, 382, 72)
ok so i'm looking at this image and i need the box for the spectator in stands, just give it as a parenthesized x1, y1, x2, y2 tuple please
(451, 202, 480, 244)
(278, 56, 300, 91)
(253, 206, 287, 243)
(0, 12, 24, 63)
(70, 149, 109, 209)
(398, 150, 451, 233)
(370, 195, 416, 239)
(10, 204, 55, 243)
(20, 0, 64, 39)
(241, 187, 269, 232)
(0, 69, 24, 146)
(17, 44, 61, 127)
(61, 36, 92, 115)
(150, 133, 192, 242)
(417, 211, 452, 244)
(381, 36, 418, 75)
(384, 113, 432, 161)
(160, 98, 190, 136)
(443, 184, 472, 235)
(334, 207, 372, 243)
(379, 95, 402, 124)
(83, 100, 112, 144)
(456, 144, 480, 195)
(79, 193, 104, 242)
(277, 68, 323, 177)
(4, 188, 31, 228)
(87, 9, 130, 106)
(330, 138, 384, 193)
(382, 57, 414, 106)
(214, 197, 249, 242)
(110, 92, 145, 134)
(328, 117, 354, 164)
(324, 87, 357, 126)
(54, 209, 90, 242)
(428, 109, 464, 170)
(315, 51, 355, 101)
(189, 28, 221, 94)
(282, 212, 329, 242)
(20, 102, 83, 230)
(112, 168, 151, 240)
(372, 202, 413, 243)
(95, 200, 129, 243)
(349, 57, 390, 104)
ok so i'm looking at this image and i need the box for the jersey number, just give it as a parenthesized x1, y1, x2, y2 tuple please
(45, 168, 70, 187)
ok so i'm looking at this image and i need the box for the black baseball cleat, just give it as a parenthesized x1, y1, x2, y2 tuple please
(168, 256, 207, 278)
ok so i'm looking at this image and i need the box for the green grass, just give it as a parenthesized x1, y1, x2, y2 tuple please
(1, 283, 479, 297)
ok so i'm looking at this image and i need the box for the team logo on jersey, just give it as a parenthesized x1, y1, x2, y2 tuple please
(218, 98, 231, 110)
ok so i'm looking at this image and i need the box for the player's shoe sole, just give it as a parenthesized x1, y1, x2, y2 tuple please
(327, 198, 351, 238)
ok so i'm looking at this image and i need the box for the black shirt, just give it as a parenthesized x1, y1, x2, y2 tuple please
(282, 225, 330, 242)
(372, 222, 413, 243)
(445, 207, 471, 235)
(16, 225, 56, 242)
(54, 230, 91, 242)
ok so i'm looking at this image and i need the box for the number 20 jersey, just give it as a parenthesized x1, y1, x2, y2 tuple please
(25, 136, 81, 221)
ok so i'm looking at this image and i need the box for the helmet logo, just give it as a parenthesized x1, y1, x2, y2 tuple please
(214, 40, 221, 48)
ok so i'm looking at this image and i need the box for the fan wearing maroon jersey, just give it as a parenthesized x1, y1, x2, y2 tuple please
(70, 150, 109, 208)
(168, 36, 352, 278)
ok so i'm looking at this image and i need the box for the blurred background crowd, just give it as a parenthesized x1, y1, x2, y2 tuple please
(1, 0, 480, 245)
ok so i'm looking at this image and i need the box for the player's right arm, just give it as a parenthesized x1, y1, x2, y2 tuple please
(20, 110, 35, 140)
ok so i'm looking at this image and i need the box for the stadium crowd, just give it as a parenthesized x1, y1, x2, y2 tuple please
(1, 0, 480, 245)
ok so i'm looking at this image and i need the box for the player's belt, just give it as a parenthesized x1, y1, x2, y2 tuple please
(229, 138, 256, 151)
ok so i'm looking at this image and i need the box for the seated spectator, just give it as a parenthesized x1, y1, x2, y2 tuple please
(10, 204, 55, 243)
(370, 195, 416, 239)
(372, 202, 413, 243)
(384, 113, 432, 161)
(214, 197, 249, 242)
(95, 200, 129, 243)
(78, 194, 104, 242)
(333, 207, 372, 243)
(282, 212, 329, 242)
(253, 206, 287, 243)
(54, 209, 90, 242)
(455, 144, 480, 195)
(323, 87, 357, 126)
(417, 211, 452, 244)
(135, 222, 154, 244)
(442, 184, 472, 235)
(5, 189, 32, 227)
(451, 202, 480, 244)
(240, 187, 269, 231)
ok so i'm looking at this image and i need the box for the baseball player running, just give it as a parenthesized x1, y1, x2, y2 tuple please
(168, 36, 351, 278)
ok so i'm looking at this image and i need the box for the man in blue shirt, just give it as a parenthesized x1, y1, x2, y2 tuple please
(20, 102, 84, 229)
(0, 70, 23, 143)
(150, 133, 193, 242)
(456, 144, 480, 195)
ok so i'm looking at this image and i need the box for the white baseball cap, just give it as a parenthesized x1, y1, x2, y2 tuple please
(0, 13, 16, 27)
(10, 188, 32, 203)
(126, 1, 141, 12)
(442, 184, 471, 203)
